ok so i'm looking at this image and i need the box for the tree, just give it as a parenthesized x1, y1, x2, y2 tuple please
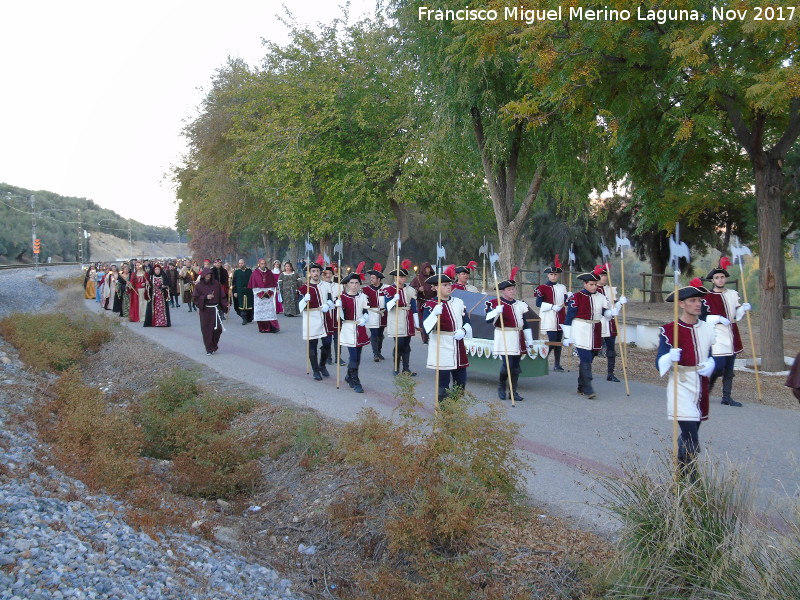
(511, 1, 800, 370)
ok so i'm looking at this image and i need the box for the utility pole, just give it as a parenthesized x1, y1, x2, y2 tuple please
(78, 210, 84, 264)
(30, 195, 37, 270)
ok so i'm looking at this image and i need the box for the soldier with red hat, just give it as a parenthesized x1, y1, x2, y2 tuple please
(336, 263, 370, 394)
(561, 266, 612, 399)
(700, 257, 752, 407)
(384, 259, 418, 376)
(535, 255, 569, 372)
(452, 261, 479, 292)
(299, 262, 335, 381)
(484, 267, 535, 401)
(364, 263, 388, 362)
(656, 278, 717, 475)
(596, 264, 628, 383)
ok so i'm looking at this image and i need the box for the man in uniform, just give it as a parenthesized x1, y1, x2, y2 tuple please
(485, 268, 535, 401)
(422, 273, 472, 400)
(231, 258, 254, 325)
(299, 263, 334, 380)
(363, 263, 387, 362)
(701, 257, 751, 407)
(320, 262, 344, 366)
(384, 259, 418, 376)
(597, 264, 628, 382)
(562, 267, 613, 399)
(656, 278, 717, 475)
(452, 261, 479, 292)
(535, 256, 569, 372)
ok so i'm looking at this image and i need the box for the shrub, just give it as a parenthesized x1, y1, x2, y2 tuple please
(137, 369, 203, 458)
(601, 451, 800, 599)
(0, 313, 111, 372)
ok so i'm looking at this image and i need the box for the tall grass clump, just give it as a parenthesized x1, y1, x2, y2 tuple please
(332, 377, 525, 599)
(0, 312, 112, 371)
(136, 369, 264, 499)
(601, 451, 800, 599)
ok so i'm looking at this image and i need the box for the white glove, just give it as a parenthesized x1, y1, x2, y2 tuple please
(463, 323, 473, 339)
(658, 348, 682, 376)
(741, 303, 751, 312)
(431, 304, 443, 316)
(697, 357, 716, 378)
(523, 328, 535, 348)
(486, 307, 501, 321)
(393, 293, 400, 302)
(334, 299, 342, 308)
(554, 304, 564, 312)
(565, 291, 574, 300)
(618, 295, 628, 305)
(327, 299, 335, 310)
(357, 315, 368, 327)
(610, 307, 620, 317)
(321, 304, 330, 313)
(562, 338, 573, 347)
(303, 293, 311, 303)
(540, 302, 554, 313)
(718, 316, 731, 326)
(603, 309, 614, 319)
(453, 328, 466, 341)
(413, 313, 420, 329)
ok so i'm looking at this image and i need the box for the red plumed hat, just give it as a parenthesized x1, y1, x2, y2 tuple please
(355, 261, 366, 281)
(401, 259, 412, 271)
(316, 253, 324, 265)
(689, 277, 704, 287)
(719, 256, 732, 271)
(554, 254, 562, 269)
(593, 264, 605, 276)
(510, 266, 519, 282)
(466, 260, 478, 271)
(372, 262, 382, 272)
(444, 264, 456, 279)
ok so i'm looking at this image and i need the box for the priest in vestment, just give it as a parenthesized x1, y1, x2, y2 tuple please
(248, 258, 280, 333)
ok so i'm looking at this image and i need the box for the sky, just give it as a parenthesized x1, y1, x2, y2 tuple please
(0, 0, 376, 228)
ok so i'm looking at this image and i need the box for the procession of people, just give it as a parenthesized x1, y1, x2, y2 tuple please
(83, 250, 756, 428)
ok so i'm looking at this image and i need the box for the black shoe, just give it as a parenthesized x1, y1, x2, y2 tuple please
(327, 357, 333, 365)
(721, 397, 743, 407)
(553, 365, 565, 372)
(585, 391, 597, 399)
(313, 371, 323, 381)
(189, 307, 193, 312)
(320, 365, 331, 378)
(512, 392, 523, 402)
(175, 303, 180, 308)
(376, 354, 385, 360)
(373, 355, 381, 362)
(498, 386, 507, 400)
(353, 383, 364, 393)
(241, 317, 247, 325)
(402, 369, 417, 377)
(576, 388, 584, 396)
(607, 374, 621, 382)
(339, 359, 346, 366)
(206, 352, 212, 356)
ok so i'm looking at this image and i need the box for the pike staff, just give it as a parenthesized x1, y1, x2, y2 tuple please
(335, 235, 344, 390)
(731, 239, 762, 401)
(490, 250, 515, 408)
(394, 235, 402, 374)
(304, 234, 313, 375)
(434, 267, 443, 411)
(669, 224, 690, 469)
(567, 244, 576, 372)
(615, 231, 633, 396)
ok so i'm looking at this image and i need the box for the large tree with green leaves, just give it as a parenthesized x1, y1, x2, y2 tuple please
(510, 0, 799, 370)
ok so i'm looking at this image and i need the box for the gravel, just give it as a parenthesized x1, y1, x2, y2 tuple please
(0, 266, 305, 600)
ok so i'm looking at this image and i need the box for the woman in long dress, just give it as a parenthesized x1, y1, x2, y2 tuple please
(143, 264, 171, 327)
(278, 261, 302, 317)
(271, 259, 284, 314)
(128, 264, 148, 323)
(84, 266, 97, 299)
(114, 266, 130, 317)
(102, 265, 118, 310)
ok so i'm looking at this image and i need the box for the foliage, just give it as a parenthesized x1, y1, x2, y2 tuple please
(601, 451, 800, 599)
(38, 367, 144, 492)
(136, 369, 263, 499)
(0, 312, 112, 372)
(338, 380, 526, 557)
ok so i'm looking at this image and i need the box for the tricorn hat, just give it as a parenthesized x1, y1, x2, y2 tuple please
(366, 262, 385, 279)
(498, 267, 519, 290)
(543, 254, 563, 274)
(706, 256, 731, 280)
(425, 274, 454, 285)
(389, 259, 413, 277)
(455, 260, 478, 274)
(665, 278, 709, 302)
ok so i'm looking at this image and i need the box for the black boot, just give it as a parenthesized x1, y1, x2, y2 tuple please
(319, 347, 331, 377)
(606, 344, 620, 381)
(371, 335, 381, 362)
(510, 369, 523, 401)
(350, 368, 364, 393)
(335, 344, 346, 366)
(552, 346, 565, 372)
(720, 368, 742, 406)
(241, 314, 248, 325)
(401, 347, 416, 376)
(376, 333, 385, 360)
(579, 362, 596, 399)
(437, 387, 450, 402)
(709, 368, 722, 393)
(497, 367, 508, 400)
(310, 355, 322, 381)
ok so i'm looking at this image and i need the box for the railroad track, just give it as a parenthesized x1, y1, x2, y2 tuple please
(0, 262, 81, 271)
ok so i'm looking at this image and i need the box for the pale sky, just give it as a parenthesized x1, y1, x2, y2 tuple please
(0, 1, 376, 228)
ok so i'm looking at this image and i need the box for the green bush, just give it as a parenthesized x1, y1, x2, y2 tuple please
(0, 313, 112, 372)
(601, 451, 800, 599)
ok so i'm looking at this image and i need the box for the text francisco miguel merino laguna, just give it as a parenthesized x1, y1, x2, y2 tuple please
(418, 6, 792, 25)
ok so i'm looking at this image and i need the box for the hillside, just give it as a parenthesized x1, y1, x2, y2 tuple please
(1, 182, 179, 264)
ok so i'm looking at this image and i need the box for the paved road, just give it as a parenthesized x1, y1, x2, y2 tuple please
(82, 289, 800, 535)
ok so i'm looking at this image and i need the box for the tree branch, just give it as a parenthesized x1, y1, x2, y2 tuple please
(718, 94, 756, 158)
(509, 164, 545, 236)
(771, 98, 800, 159)
(471, 106, 502, 212)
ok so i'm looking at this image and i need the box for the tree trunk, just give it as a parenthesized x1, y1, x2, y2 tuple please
(259, 232, 272, 262)
(647, 230, 669, 303)
(755, 158, 786, 371)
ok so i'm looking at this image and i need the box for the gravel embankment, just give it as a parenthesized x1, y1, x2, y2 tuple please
(0, 267, 303, 600)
